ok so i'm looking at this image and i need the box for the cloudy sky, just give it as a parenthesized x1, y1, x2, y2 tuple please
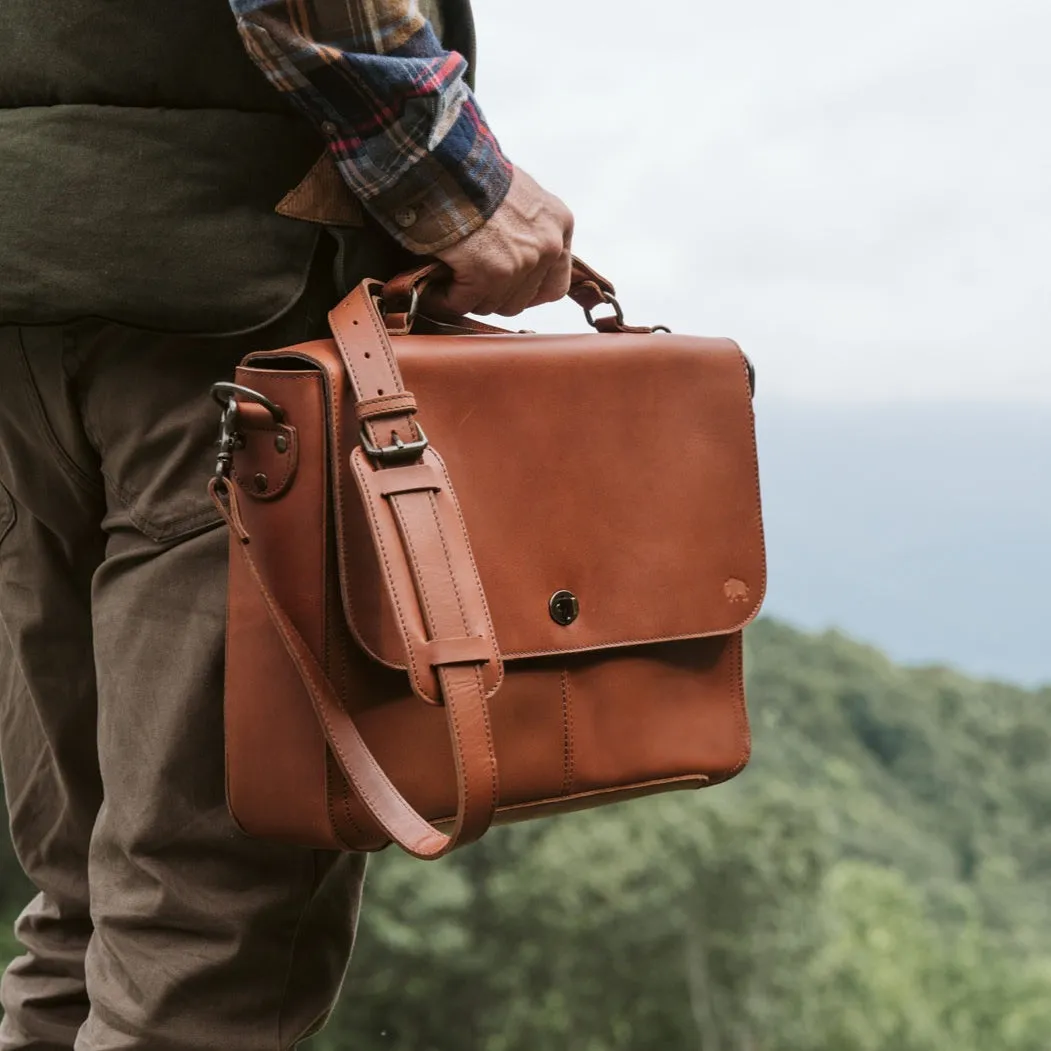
(473, 0, 1050, 403)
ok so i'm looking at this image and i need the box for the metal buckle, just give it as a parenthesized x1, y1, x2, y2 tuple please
(360, 423, 429, 466)
(210, 382, 285, 480)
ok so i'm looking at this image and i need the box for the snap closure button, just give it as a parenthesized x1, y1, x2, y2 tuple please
(549, 591, 579, 627)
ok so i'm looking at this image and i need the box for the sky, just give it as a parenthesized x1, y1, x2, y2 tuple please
(472, 0, 1051, 403)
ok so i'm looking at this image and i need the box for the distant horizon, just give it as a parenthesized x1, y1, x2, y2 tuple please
(753, 400, 1050, 687)
(759, 616, 1050, 691)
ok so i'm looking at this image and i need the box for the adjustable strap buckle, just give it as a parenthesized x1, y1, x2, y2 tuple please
(360, 423, 430, 466)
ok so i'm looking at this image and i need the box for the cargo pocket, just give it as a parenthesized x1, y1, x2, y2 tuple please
(77, 334, 243, 545)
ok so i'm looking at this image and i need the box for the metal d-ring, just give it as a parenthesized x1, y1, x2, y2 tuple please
(211, 382, 285, 423)
(583, 291, 626, 331)
(378, 286, 421, 330)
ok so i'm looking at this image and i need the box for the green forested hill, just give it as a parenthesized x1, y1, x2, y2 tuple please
(1, 620, 1048, 1048)
(313, 620, 1051, 1050)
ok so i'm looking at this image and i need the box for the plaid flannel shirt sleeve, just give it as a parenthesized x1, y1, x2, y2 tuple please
(230, 0, 513, 254)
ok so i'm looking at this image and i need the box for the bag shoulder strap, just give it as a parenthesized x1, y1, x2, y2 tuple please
(213, 280, 503, 860)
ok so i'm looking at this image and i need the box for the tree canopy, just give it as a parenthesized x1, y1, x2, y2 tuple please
(2, 619, 1048, 1048)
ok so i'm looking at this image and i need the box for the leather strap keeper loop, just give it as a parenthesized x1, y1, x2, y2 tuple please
(376, 464, 444, 497)
(355, 392, 419, 422)
(423, 636, 492, 669)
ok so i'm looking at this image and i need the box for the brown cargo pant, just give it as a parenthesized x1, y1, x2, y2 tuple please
(0, 277, 367, 1049)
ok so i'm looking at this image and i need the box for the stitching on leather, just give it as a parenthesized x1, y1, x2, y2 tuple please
(326, 755, 357, 851)
(334, 285, 406, 448)
(329, 294, 422, 674)
(429, 773, 711, 826)
(231, 369, 358, 849)
(440, 667, 473, 829)
(330, 291, 372, 449)
(240, 359, 387, 686)
(243, 541, 444, 853)
(352, 457, 429, 701)
(363, 286, 406, 400)
(238, 372, 319, 385)
(309, 662, 441, 851)
(560, 669, 575, 796)
(392, 476, 497, 821)
(416, 488, 498, 816)
(255, 349, 761, 674)
(426, 491, 470, 630)
(356, 392, 418, 420)
(501, 619, 762, 661)
(390, 483, 495, 823)
(331, 292, 364, 394)
(306, 350, 406, 670)
(334, 632, 366, 843)
(733, 342, 769, 609)
(388, 494, 443, 704)
(473, 660, 498, 816)
(324, 415, 364, 849)
(726, 633, 751, 778)
(383, 340, 761, 670)
(393, 498, 439, 634)
(430, 450, 505, 697)
(236, 366, 374, 847)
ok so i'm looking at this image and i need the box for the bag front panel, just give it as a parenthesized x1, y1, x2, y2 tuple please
(336, 333, 766, 668)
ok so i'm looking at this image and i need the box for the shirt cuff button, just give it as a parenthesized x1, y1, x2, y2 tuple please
(321, 121, 337, 136)
(394, 207, 418, 229)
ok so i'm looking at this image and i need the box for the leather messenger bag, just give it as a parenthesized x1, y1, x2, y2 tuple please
(209, 260, 766, 860)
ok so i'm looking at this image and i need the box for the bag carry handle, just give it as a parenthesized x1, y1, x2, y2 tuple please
(380, 255, 669, 335)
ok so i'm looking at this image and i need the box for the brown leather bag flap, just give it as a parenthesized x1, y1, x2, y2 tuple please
(337, 331, 766, 669)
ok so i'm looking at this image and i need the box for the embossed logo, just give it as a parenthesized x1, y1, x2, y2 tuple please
(723, 579, 750, 603)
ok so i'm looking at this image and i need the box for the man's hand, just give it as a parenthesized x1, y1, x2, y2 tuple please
(427, 168, 574, 317)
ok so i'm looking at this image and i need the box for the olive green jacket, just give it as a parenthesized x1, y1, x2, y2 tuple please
(0, 0, 475, 334)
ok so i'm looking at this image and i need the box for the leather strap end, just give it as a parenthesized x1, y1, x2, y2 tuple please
(209, 477, 251, 544)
